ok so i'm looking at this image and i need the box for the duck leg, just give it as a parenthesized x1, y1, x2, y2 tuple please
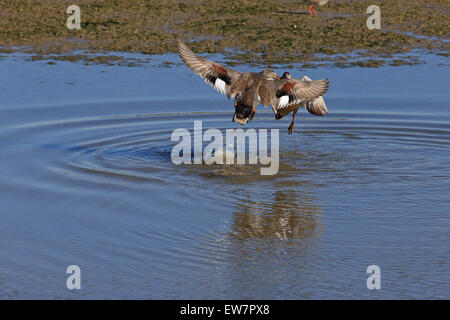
(288, 110, 297, 135)
(232, 98, 238, 121)
(249, 109, 256, 121)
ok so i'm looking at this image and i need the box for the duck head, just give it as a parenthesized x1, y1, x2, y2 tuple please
(280, 72, 291, 79)
(261, 69, 280, 80)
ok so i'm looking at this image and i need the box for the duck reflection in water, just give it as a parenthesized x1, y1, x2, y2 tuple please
(229, 188, 322, 245)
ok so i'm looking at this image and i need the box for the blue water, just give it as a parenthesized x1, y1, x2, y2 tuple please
(0, 52, 449, 299)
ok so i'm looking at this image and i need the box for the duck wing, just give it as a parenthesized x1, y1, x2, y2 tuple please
(177, 40, 244, 99)
(299, 76, 329, 116)
(259, 77, 329, 115)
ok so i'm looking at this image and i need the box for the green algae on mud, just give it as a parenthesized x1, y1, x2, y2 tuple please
(0, 0, 448, 67)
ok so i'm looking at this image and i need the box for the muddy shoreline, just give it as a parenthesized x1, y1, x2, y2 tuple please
(0, 0, 448, 67)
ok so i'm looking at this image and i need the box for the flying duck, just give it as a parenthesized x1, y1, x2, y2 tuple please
(177, 40, 329, 129)
(270, 72, 329, 134)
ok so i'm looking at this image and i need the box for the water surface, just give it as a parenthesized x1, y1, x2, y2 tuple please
(0, 53, 449, 299)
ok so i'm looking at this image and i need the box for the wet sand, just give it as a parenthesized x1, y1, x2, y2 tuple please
(0, 0, 448, 67)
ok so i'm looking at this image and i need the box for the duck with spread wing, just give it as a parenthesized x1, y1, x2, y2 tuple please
(177, 40, 329, 134)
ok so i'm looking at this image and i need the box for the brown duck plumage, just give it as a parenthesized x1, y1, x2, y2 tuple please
(177, 40, 330, 129)
(270, 72, 329, 134)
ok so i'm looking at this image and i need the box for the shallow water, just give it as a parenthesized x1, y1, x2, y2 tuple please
(0, 53, 449, 299)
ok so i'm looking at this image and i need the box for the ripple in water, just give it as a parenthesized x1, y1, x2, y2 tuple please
(1, 100, 449, 299)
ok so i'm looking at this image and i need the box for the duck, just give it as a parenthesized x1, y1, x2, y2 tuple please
(177, 40, 329, 129)
(269, 72, 329, 134)
(307, 0, 333, 16)
(177, 40, 280, 124)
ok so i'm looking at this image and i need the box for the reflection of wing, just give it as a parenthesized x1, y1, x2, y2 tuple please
(259, 77, 329, 112)
(230, 189, 321, 241)
(177, 40, 244, 99)
(299, 76, 329, 116)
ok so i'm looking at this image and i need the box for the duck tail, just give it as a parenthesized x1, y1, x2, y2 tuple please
(232, 102, 254, 125)
(232, 114, 248, 125)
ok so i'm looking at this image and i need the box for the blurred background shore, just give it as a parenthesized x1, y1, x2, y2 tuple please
(0, 0, 448, 67)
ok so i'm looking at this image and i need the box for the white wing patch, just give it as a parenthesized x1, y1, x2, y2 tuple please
(204, 77, 227, 96)
(215, 78, 227, 95)
(278, 95, 290, 108)
(301, 75, 312, 82)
